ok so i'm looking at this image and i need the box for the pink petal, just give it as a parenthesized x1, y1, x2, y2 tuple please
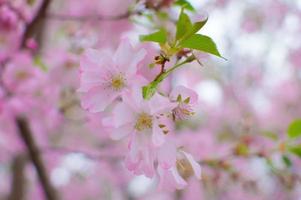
(149, 93, 177, 115)
(85, 48, 112, 68)
(171, 167, 188, 189)
(152, 120, 166, 146)
(158, 141, 177, 169)
(170, 85, 198, 104)
(112, 102, 135, 127)
(114, 39, 146, 75)
(80, 86, 118, 112)
(111, 123, 133, 140)
(182, 151, 202, 179)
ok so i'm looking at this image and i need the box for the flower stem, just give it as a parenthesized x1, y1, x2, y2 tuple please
(142, 56, 195, 99)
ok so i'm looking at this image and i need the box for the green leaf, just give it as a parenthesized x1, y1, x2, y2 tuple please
(179, 34, 224, 58)
(33, 56, 48, 71)
(174, 0, 195, 11)
(288, 145, 301, 158)
(282, 155, 292, 167)
(179, 18, 208, 43)
(140, 29, 167, 44)
(190, 18, 208, 35)
(176, 9, 192, 40)
(262, 131, 279, 141)
(287, 119, 301, 139)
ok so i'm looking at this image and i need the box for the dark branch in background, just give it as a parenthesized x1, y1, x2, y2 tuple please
(21, 0, 52, 47)
(44, 11, 132, 22)
(16, 118, 58, 200)
(8, 155, 27, 200)
(17, 0, 59, 199)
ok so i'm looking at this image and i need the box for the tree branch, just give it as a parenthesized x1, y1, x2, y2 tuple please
(21, 0, 52, 47)
(16, 117, 58, 200)
(8, 155, 27, 200)
(44, 11, 132, 22)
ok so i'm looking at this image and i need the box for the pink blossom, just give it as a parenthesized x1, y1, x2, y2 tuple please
(108, 88, 176, 177)
(158, 149, 202, 190)
(78, 39, 146, 112)
(0, 5, 19, 31)
(169, 86, 198, 120)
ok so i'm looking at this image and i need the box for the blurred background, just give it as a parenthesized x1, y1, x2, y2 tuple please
(1, 0, 301, 199)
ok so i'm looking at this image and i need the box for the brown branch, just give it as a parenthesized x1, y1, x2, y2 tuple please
(21, 0, 52, 47)
(8, 155, 27, 200)
(44, 11, 132, 22)
(16, 1, 59, 199)
(16, 117, 58, 200)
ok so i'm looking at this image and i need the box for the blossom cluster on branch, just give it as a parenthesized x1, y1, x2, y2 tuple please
(0, 0, 301, 199)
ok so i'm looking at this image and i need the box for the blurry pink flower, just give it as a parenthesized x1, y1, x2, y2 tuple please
(0, 5, 19, 31)
(2, 52, 44, 92)
(25, 38, 38, 51)
(158, 149, 201, 190)
(290, 47, 301, 69)
(78, 39, 146, 112)
(169, 86, 198, 120)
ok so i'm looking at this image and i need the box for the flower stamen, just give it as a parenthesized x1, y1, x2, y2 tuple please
(135, 112, 153, 131)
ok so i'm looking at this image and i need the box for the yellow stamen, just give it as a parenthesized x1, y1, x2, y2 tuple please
(135, 112, 153, 131)
(111, 74, 125, 91)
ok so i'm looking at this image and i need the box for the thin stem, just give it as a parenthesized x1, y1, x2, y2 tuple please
(154, 57, 194, 84)
(142, 57, 194, 99)
(44, 12, 132, 22)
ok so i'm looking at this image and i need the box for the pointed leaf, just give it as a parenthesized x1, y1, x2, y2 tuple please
(140, 29, 167, 44)
(176, 9, 192, 40)
(174, 0, 195, 11)
(288, 145, 301, 158)
(287, 119, 301, 139)
(179, 34, 224, 58)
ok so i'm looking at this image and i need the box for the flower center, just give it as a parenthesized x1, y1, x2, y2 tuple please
(176, 159, 194, 180)
(135, 112, 153, 131)
(172, 103, 194, 120)
(110, 74, 126, 91)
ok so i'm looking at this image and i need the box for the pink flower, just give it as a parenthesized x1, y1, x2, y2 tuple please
(78, 39, 146, 112)
(158, 149, 202, 190)
(108, 88, 176, 177)
(169, 86, 198, 120)
(0, 5, 19, 31)
(2, 51, 44, 93)
(110, 88, 175, 145)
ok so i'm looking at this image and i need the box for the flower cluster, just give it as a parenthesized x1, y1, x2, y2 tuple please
(79, 39, 201, 189)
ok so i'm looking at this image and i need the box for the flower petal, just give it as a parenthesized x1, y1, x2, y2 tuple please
(182, 151, 202, 179)
(152, 120, 166, 146)
(80, 86, 118, 112)
(111, 123, 133, 140)
(158, 141, 177, 169)
(171, 167, 188, 189)
(112, 102, 135, 127)
(114, 39, 146, 75)
(170, 85, 198, 104)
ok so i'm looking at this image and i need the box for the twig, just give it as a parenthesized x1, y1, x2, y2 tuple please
(16, 117, 58, 200)
(44, 11, 132, 22)
(8, 155, 27, 200)
(21, 0, 52, 47)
